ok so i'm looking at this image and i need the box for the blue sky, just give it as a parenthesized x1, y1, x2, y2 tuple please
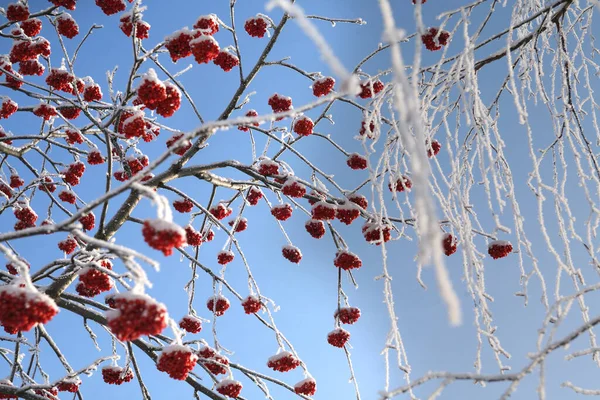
(1, 0, 600, 399)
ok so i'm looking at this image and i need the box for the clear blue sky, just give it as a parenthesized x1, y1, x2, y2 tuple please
(1, 1, 600, 399)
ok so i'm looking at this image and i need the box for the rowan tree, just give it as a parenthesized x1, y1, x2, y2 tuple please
(0, 0, 599, 399)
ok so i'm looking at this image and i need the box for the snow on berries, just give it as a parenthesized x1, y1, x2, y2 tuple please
(102, 366, 134, 385)
(347, 153, 368, 170)
(58, 235, 78, 254)
(312, 76, 335, 97)
(13, 201, 37, 229)
(442, 233, 457, 256)
(166, 133, 192, 156)
(334, 250, 362, 270)
(294, 378, 317, 396)
(213, 49, 239, 72)
(217, 250, 234, 265)
(389, 175, 412, 193)
(282, 178, 306, 198)
(179, 314, 202, 333)
(282, 245, 302, 264)
(305, 219, 325, 239)
(257, 158, 280, 176)
(193, 14, 219, 35)
(246, 186, 263, 205)
(267, 351, 300, 372)
(422, 27, 451, 51)
(335, 307, 361, 324)
(0, 97, 18, 119)
(271, 203, 293, 221)
(38, 175, 56, 193)
(33, 103, 58, 120)
(46, 68, 74, 92)
(190, 35, 220, 64)
(362, 222, 392, 245)
(488, 240, 513, 259)
(241, 295, 262, 314)
(336, 202, 361, 225)
(173, 197, 194, 213)
(136, 69, 167, 110)
(56, 377, 81, 393)
(184, 225, 202, 247)
(119, 11, 150, 39)
(142, 219, 186, 256)
(19, 59, 44, 76)
(165, 28, 195, 62)
(268, 93, 293, 117)
(209, 202, 232, 220)
(156, 344, 198, 380)
(245, 15, 269, 38)
(0, 283, 59, 333)
(63, 161, 86, 186)
(21, 18, 42, 37)
(293, 115, 314, 136)
(228, 217, 247, 232)
(311, 201, 337, 221)
(216, 379, 243, 398)
(327, 327, 350, 348)
(197, 345, 229, 375)
(95, 0, 126, 16)
(156, 82, 181, 118)
(105, 292, 168, 341)
(358, 79, 384, 99)
(76, 261, 113, 298)
(59, 190, 76, 204)
(427, 139, 441, 157)
(56, 13, 79, 39)
(86, 149, 104, 166)
(83, 79, 103, 102)
(206, 294, 230, 316)
(65, 128, 83, 145)
(6, 3, 29, 22)
(348, 193, 368, 210)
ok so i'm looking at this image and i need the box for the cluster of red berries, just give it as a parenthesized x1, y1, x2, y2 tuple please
(13, 201, 37, 230)
(312, 76, 335, 97)
(282, 245, 302, 264)
(257, 158, 280, 175)
(241, 295, 262, 314)
(488, 240, 512, 259)
(335, 307, 361, 324)
(19, 59, 44, 76)
(76, 260, 112, 298)
(389, 175, 412, 192)
(198, 345, 229, 375)
(271, 203, 293, 221)
(327, 327, 351, 348)
(142, 219, 186, 256)
(56, 378, 81, 393)
(347, 153, 368, 170)
(362, 222, 392, 245)
(9, 174, 23, 188)
(6, 259, 29, 275)
(217, 250, 235, 265)
(101, 366, 134, 385)
(126, 155, 149, 175)
(305, 219, 325, 239)
(57, 13, 79, 39)
(206, 295, 230, 316)
(63, 161, 85, 186)
(32, 103, 57, 120)
(59, 105, 81, 120)
(336, 203, 361, 225)
(173, 197, 194, 213)
(65, 128, 83, 145)
(184, 225, 203, 247)
(95, 0, 126, 16)
(78, 212, 95, 231)
(20, 18, 42, 36)
(282, 179, 306, 198)
(0, 180, 12, 199)
(293, 115, 314, 136)
(38, 176, 56, 193)
(213, 50, 240, 72)
(209, 202, 232, 220)
(119, 12, 150, 39)
(166, 133, 191, 156)
(156, 345, 198, 380)
(34, 387, 59, 399)
(246, 186, 263, 205)
(45, 68, 76, 93)
(334, 250, 362, 270)
(0, 284, 59, 333)
(0, 97, 18, 119)
(294, 378, 317, 396)
(59, 189, 76, 204)
(268, 93, 293, 117)
(228, 217, 247, 232)
(58, 235, 78, 254)
(267, 351, 300, 372)
(105, 292, 168, 341)
(238, 109, 259, 132)
(179, 314, 202, 333)
(442, 233, 457, 256)
(165, 28, 196, 62)
(427, 139, 441, 157)
(136, 69, 180, 117)
(87, 149, 105, 165)
(6, 3, 29, 21)
(358, 80, 384, 99)
(216, 379, 243, 398)
(422, 27, 450, 51)
(83, 79, 103, 102)
(311, 201, 337, 221)
(190, 35, 220, 64)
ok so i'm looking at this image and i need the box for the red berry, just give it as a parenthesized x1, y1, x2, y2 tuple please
(442, 233, 457, 256)
(184, 225, 203, 247)
(101, 366, 134, 385)
(65, 128, 83, 145)
(336, 203, 361, 225)
(155, 82, 181, 118)
(6, 3, 29, 22)
(78, 212, 95, 231)
(257, 158, 280, 175)
(18, 59, 44, 76)
(358, 80, 384, 99)
(228, 217, 247, 232)
(197, 346, 229, 375)
(190, 35, 220, 64)
(216, 379, 242, 398)
(38, 176, 56, 193)
(282, 179, 306, 198)
(106, 292, 168, 341)
(294, 378, 317, 396)
(20, 18, 42, 37)
(83, 82, 102, 102)
(0, 284, 58, 333)
(347, 153, 368, 170)
(206, 295, 230, 316)
(173, 197, 194, 213)
(422, 27, 450, 51)
(166, 133, 191, 156)
(59, 106, 81, 120)
(46, 68, 74, 92)
(292, 115, 314, 136)
(307, 189, 326, 206)
(137, 69, 167, 110)
(95, 0, 126, 15)
(14, 203, 37, 227)
(156, 344, 198, 380)
(246, 186, 263, 205)
(165, 28, 194, 62)
(311, 201, 337, 221)
(87, 150, 105, 165)
(305, 219, 325, 239)
(241, 295, 262, 314)
(282, 245, 302, 264)
(33, 103, 58, 120)
(213, 50, 239, 72)
(142, 219, 186, 256)
(179, 314, 202, 333)
(209, 203, 232, 220)
(119, 12, 150, 39)
(0, 180, 13, 199)
(193, 14, 219, 35)
(0, 97, 18, 119)
(334, 250, 362, 270)
(245, 16, 269, 38)
(335, 307, 361, 324)
(58, 235, 78, 254)
(58, 190, 77, 204)
(271, 204, 293, 221)
(362, 222, 392, 245)
(9, 175, 23, 189)
(488, 240, 512, 259)
(217, 250, 235, 265)
(268, 93, 292, 118)
(56, 13, 79, 39)
(56, 378, 81, 393)
(427, 139, 441, 157)
(267, 351, 300, 372)
(312, 76, 335, 97)
(327, 327, 350, 348)
(50, 0, 77, 10)
(388, 175, 412, 192)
